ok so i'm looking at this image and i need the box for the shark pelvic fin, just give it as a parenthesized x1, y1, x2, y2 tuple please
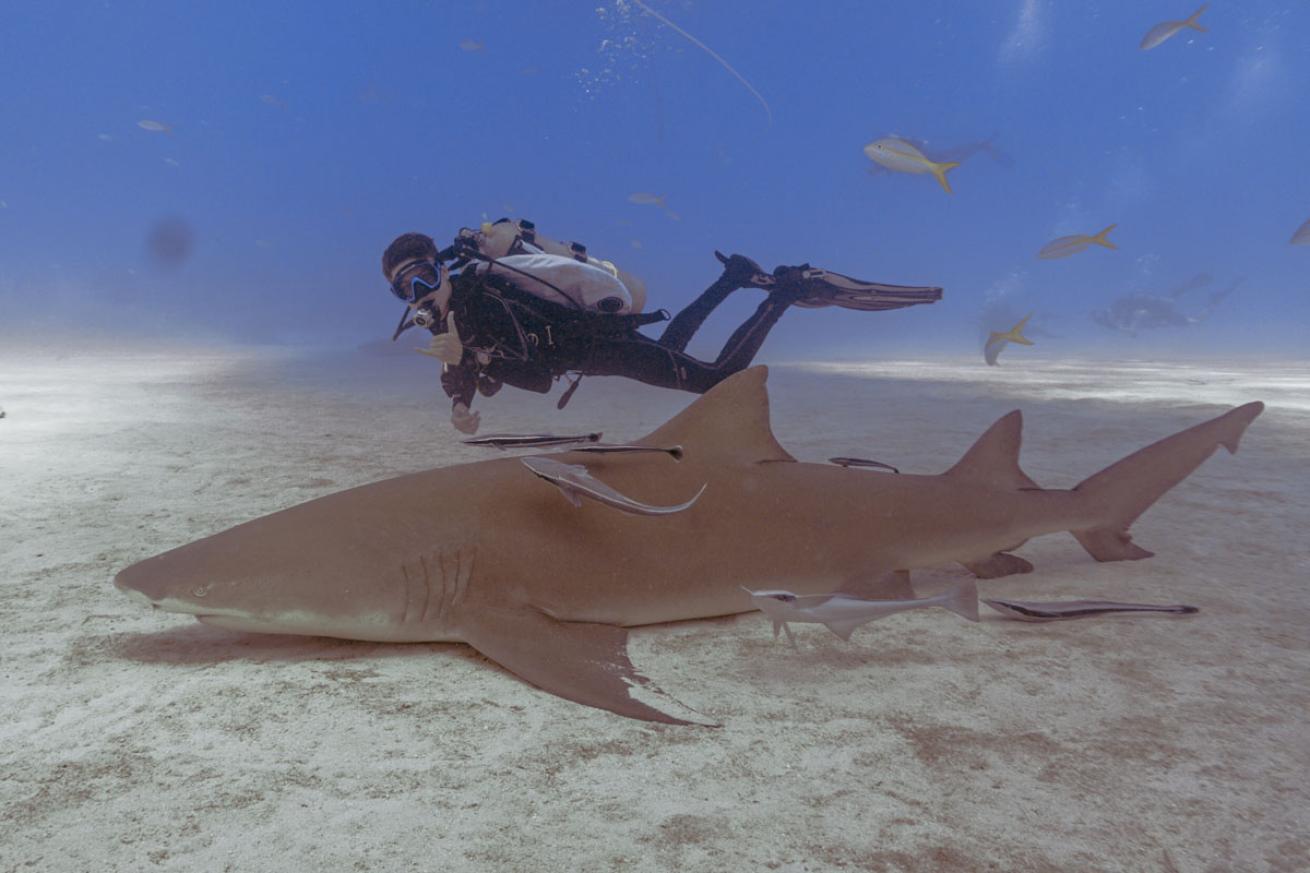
(963, 552, 1034, 579)
(944, 410, 1040, 490)
(461, 605, 718, 726)
(638, 366, 795, 464)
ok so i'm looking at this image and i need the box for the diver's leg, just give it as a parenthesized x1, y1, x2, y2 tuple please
(657, 253, 767, 352)
(585, 289, 800, 394)
(708, 289, 799, 371)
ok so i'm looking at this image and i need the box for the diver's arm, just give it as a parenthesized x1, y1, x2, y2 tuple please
(440, 362, 481, 434)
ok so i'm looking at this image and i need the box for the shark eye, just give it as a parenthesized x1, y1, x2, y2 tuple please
(192, 584, 211, 598)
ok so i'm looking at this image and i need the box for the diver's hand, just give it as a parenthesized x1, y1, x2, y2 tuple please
(451, 401, 481, 435)
(419, 313, 465, 365)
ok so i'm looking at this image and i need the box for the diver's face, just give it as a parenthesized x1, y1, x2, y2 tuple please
(390, 259, 451, 316)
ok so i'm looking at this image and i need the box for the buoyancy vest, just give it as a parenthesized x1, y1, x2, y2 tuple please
(471, 253, 634, 314)
(460, 218, 648, 313)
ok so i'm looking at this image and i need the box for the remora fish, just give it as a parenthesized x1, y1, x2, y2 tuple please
(746, 580, 979, 646)
(829, 457, 900, 474)
(115, 367, 1263, 725)
(520, 456, 704, 515)
(984, 599, 1199, 621)
(464, 432, 603, 450)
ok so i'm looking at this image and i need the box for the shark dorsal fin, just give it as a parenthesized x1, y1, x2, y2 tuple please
(639, 366, 794, 464)
(944, 410, 1039, 490)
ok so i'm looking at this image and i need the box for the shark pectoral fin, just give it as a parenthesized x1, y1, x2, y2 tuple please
(963, 552, 1034, 579)
(460, 606, 718, 726)
(839, 570, 916, 600)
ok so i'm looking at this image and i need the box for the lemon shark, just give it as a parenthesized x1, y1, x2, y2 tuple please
(114, 367, 1263, 725)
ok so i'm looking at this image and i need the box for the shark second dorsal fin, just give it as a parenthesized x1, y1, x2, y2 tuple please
(944, 410, 1039, 490)
(638, 366, 794, 464)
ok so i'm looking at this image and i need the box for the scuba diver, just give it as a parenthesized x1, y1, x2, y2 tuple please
(383, 219, 942, 434)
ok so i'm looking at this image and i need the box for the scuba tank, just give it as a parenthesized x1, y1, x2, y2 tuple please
(469, 218, 648, 313)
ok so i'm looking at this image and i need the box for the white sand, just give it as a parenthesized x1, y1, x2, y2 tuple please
(2, 348, 1307, 872)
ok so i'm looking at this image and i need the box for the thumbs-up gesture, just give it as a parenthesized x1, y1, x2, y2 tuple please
(419, 312, 466, 365)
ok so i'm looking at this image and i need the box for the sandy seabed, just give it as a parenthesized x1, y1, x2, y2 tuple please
(1, 346, 1307, 873)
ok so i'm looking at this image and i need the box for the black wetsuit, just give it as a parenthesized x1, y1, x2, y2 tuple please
(436, 263, 797, 410)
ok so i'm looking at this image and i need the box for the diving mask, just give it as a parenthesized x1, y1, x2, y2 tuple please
(388, 258, 446, 305)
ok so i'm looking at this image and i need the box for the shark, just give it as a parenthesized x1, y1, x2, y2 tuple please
(114, 367, 1264, 725)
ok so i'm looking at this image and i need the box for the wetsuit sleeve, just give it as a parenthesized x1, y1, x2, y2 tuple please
(440, 359, 477, 409)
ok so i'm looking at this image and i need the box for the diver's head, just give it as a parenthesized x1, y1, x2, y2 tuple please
(382, 232, 451, 316)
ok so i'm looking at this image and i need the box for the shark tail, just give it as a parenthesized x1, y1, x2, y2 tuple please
(1070, 402, 1264, 561)
(941, 580, 980, 622)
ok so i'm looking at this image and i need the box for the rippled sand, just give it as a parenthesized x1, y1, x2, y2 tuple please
(2, 347, 1307, 872)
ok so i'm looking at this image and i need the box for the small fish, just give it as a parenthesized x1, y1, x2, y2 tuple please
(1140, 4, 1208, 51)
(458, 38, 485, 53)
(828, 457, 900, 474)
(260, 94, 286, 109)
(745, 581, 979, 646)
(630, 239, 643, 249)
(162, 157, 180, 167)
(573, 444, 684, 461)
(984, 598, 1199, 621)
(96, 133, 113, 142)
(1290, 217, 1310, 246)
(627, 192, 667, 208)
(984, 313, 1035, 366)
(866, 135, 1012, 176)
(0, 199, 7, 209)
(521, 456, 706, 516)
(862, 136, 960, 194)
(137, 119, 172, 134)
(464, 432, 603, 450)
(1037, 224, 1118, 259)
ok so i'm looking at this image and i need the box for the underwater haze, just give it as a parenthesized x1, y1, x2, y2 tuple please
(2, 0, 1307, 358)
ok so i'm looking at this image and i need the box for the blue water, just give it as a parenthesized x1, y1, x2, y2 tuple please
(1, 1, 1306, 356)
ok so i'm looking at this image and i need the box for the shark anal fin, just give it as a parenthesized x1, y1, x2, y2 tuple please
(963, 552, 1034, 579)
(460, 605, 718, 726)
(838, 570, 916, 600)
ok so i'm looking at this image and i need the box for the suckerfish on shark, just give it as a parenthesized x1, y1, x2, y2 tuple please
(115, 367, 1264, 725)
(746, 579, 979, 647)
(985, 598, 1199, 621)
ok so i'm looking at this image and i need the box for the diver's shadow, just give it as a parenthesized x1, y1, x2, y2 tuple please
(110, 623, 473, 667)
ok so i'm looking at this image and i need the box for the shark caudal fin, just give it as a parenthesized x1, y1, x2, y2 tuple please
(1070, 401, 1265, 561)
(638, 365, 795, 464)
(944, 410, 1041, 490)
(941, 580, 980, 622)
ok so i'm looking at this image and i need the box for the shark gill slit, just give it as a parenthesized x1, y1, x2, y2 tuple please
(400, 546, 474, 628)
